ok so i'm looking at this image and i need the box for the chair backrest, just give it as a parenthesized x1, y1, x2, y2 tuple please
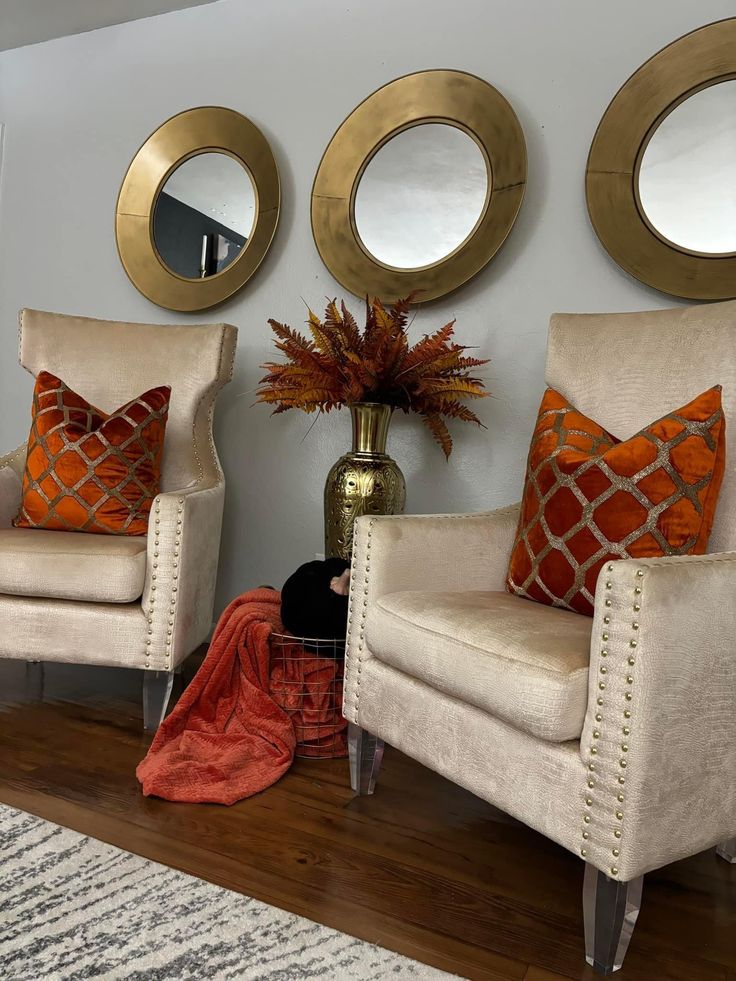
(546, 299, 736, 553)
(19, 309, 238, 492)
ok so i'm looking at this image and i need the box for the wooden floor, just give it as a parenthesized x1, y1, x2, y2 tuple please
(0, 658, 733, 981)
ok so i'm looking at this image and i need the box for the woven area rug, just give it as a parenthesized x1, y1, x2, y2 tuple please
(0, 805, 456, 980)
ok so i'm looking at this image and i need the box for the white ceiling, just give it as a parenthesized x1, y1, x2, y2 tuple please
(0, 0, 220, 52)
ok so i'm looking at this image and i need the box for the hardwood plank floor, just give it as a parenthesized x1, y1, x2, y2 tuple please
(0, 657, 733, 981)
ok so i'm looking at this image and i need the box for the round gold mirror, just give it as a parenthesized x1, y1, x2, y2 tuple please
(311, 70, 526, 303)
(353, 122, 490, 270)
(586, 18, 736, 300)
(636, 79, 736, 256)
(116, 106, 280, 311)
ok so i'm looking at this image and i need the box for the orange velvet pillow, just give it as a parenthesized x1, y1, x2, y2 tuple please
(14, 371, 170, 536)
(506, 386, 726, 615)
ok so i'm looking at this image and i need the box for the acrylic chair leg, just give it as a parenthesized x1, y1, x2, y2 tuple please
(583, 863, 643, 975)
(348, 722, 385, 795)
(25, 661, 44, 701)
(142, 670, 175, 732)
(716, 837, 736, 863)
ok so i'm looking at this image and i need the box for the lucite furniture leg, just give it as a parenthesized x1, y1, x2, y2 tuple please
(25, 661, 44, 701)
(583, 864, 643, 975)
(348, 722, 385, 795)
(142, 670, 175, 732)
(716, 837, 736, 863)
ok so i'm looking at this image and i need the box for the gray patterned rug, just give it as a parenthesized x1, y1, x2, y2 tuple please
(0, 805, 456, 980)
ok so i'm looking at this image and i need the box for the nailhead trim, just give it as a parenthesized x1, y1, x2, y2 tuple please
(344, 517, 376, 722)
(582, 563, 645, 876)
(0, 442, 25, 472)
(142, 497, 183, 671)
(144, 501, 162, 668)
(159, 499, 185, 668)
(144, 498, 184, 670)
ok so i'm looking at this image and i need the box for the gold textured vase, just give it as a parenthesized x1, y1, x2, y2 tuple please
(324, 403, 406, 560)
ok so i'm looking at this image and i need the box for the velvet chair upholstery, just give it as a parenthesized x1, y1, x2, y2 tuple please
(0, 310, 237, 729)
(344, 299, 736, 974)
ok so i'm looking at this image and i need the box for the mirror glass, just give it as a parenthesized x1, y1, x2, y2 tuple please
(153, 152, 256, 278)
(354, 123, 488, 269)
(638, 80, 736, 254)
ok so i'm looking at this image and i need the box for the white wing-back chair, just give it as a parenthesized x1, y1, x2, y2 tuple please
(344, 299, 736, 975)
(0, 309, 237, 729)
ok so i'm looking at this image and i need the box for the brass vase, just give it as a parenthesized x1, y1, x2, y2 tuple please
(324, 403, 406, 560)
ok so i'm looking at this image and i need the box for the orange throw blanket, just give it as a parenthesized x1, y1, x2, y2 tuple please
(136, 588, 346, 805)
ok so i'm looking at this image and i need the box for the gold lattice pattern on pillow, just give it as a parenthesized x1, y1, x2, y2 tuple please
(14, 371, 170, 536)
(506, 387, 725, 615)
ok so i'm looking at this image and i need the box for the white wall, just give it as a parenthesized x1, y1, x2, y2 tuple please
(0, 0, 733, 613)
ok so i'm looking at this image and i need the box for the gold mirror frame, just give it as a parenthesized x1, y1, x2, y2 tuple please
(311, 70, 526, 303)
(586, 18, 736, 300)
(116, 106, 280, 312)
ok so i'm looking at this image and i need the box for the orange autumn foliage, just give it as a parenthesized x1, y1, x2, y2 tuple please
(256, 295, 489, 457)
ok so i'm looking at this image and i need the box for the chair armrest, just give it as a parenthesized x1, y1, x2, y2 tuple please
(344, 504, 520, 723)
(0, 445, 26, 528)
(581, 552, 736, 881)
(142, 479, 225, 670)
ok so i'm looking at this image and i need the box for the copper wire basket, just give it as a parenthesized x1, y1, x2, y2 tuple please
(269, 633, 348, 759)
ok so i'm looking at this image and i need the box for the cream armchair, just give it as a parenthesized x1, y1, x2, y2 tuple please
(0, 310, 237, 729)
(344, 299, 736, 975)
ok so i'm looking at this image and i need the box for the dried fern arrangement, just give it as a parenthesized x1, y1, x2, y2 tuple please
(256, 295, 489, 457)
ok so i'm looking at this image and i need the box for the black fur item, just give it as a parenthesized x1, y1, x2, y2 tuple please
(281, 558, 350, 647)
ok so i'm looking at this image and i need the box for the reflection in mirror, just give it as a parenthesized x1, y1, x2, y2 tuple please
(153, 152, 256, 278)
(638, 80, 736, 254)
(354, 124, 488, 269)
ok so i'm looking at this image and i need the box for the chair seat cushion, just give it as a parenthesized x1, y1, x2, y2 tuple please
(367, 591, 592, 742)
(0, 528, 147, 603)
